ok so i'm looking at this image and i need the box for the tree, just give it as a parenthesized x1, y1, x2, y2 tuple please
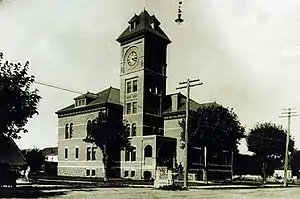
(246, 122, 295, 183)
(84, 111, 132, 181)
(0, 52, 41, 139)
(179, 104, 245, 154)
(22, 148, 46, 175)
(233, 154, 261, 176)
(290, 150, 300, 177)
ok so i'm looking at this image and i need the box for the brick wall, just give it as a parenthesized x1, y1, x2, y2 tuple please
(164, 117, 184, 164)
(58, 109, 105, 177)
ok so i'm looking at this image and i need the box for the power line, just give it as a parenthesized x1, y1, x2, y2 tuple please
(279, 108, 298, 187)
(34, 81, 84, 95)
(33, 80, 164, 113)
(176, 78, 203, 189)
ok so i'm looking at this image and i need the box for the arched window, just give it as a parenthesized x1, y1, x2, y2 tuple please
(144, 145, 152, 158)
(131, 123, 136, 136)
(69, 123, 73, 139)
(125, 149, 130, 162)
(87, 120, 91, 126)
(65, 124, 69, 139)
(131, 147, 136, 161)
(86, 120, 91, 134)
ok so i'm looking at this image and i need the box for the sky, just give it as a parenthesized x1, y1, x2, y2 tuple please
(1, 0, 300, 154)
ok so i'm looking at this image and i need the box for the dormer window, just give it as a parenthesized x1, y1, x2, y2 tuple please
(129, 21, 136, 31)
(150, 22, 155, 29)
(75, 98, 86, 107)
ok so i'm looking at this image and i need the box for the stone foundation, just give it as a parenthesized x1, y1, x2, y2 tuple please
(58, 167, 104, 178)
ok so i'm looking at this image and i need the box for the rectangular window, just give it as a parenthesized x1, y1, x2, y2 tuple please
(126, 81, 131, 93)
(126, 103, 131, 114)
(91, 169, 96, 176)
(75, 147, 79, 159)
(64, 148, 68, 159)
(124, 170, 129, 177)
(92, 147, 97, 161)
(86, 169, 90, 176)
(131, 150, 136, 162)
(87, 147, 91, 161)
(125, 150, 130, 162)
(132, 102, 137, 113)
(131, 171, 135, 177)
(132, 80, 138, 92)
(153, 127, 156, 134)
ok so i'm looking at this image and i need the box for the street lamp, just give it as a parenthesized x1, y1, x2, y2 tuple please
(175, 1, 184, 24)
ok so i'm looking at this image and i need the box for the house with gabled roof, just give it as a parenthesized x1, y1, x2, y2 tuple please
(0, 135, 26, 169)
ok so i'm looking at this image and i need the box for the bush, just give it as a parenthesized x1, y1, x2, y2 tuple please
(158, 184, 187, 191)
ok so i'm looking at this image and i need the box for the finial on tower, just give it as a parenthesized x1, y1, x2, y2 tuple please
(143, 0, 146, 10)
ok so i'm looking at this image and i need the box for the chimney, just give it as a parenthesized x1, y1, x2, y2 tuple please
(171, 94, 178, 111)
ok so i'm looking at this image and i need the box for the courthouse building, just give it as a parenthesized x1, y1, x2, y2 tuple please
(56, 9, 232, 180)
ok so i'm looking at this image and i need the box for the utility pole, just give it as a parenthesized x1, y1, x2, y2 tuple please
(279, 108, 298, 187)
(176, 78, 203, 189)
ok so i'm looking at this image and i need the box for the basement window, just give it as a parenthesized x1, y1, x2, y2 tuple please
(91, 169, 96, 176)
(124, 170, 129, 177)
(86, 169, 91, 176)
(131, 171, 136, 177)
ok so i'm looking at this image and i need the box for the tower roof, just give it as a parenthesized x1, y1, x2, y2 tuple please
(117, 10, 171, 44)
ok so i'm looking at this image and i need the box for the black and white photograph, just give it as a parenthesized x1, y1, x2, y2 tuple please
(1, 0, 300, 198)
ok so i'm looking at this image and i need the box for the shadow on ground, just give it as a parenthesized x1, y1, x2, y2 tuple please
(0, 185, 98, 198)
(0, 187, 66, 198)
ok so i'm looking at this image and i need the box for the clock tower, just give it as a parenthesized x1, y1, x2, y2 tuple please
(117, 10, 172, 179)
(117, 9, 171, 137)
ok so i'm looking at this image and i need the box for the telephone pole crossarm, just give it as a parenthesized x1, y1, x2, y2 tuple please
(176, 78, 203, 189)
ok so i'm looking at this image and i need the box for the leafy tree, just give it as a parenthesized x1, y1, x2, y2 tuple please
(0, 52, 41, 139)
(22, 148, 46, 175)
(290, 150, 300, 177)
(84, 111, 132, 181)
(246, 122, 294, 183)
(233, 154, 261, 176)
(179, 104, 245, 155)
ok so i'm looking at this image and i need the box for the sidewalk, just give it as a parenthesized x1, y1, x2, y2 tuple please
(189, 184, 300, 190)
(16, 178, 300, 190)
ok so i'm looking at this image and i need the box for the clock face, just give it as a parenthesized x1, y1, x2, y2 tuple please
(127, 51, 138, 67)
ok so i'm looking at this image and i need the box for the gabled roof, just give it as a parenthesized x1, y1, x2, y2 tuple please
(56, 87, 120, 115)
(56, 86, 218, 117)
(42, 147, 58, 156)
(0, 135, 25, 166)
(117, 9, 171, 44)
(74, 92, 98, 100)
(163, 92, 220, 116)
